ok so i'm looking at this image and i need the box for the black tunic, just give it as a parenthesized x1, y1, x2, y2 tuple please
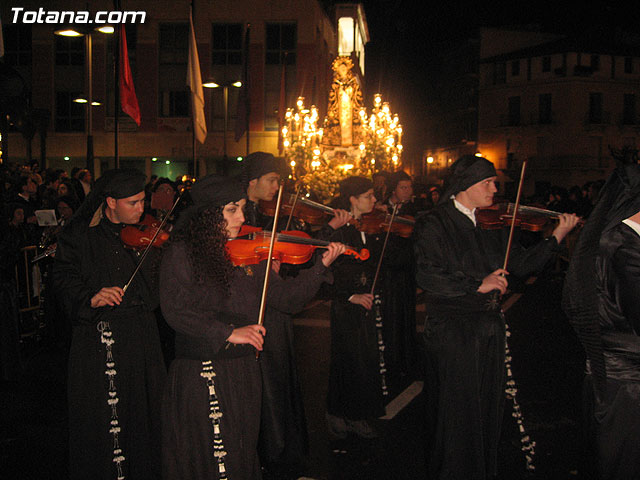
(381, 200, 419, 383)
(159, 241, 332, 480)
(325, 223, 387, 420)
(413, 200, 560, 480)
(588, 223, 640, 479)
(53, 215, 166, 480)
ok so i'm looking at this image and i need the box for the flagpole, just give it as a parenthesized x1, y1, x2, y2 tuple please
(114, 6, 120, 168)
(245, 24, 250, 156)
(191, 0, 197, 177)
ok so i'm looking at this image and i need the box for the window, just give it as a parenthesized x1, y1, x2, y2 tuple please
(625, 57, 633, 74)
(3, 24, 32, 66)
(542, 56, 551, 73)
(56, 92, 85, 131)
(159, 90, 189, 117)
(623, 94, 636, 125)
(591, 54, 600, 71)
(511, 60, 520, 76)
(210, 87, 240, 131)
(538, 94, 552, 124)
(265, 23, 296, 65)
(508, 96, 520, 126)
(589, 93, 603, 123)
(159, 24, 188, 65)
(494, 62, 506, 84)
(212, 24, 243, 65)
(55, 36, 84, 66)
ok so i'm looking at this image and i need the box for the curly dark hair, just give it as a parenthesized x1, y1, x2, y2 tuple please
(171, 207, 233, 295)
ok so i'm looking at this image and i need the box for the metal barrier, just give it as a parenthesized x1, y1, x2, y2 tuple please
(14, 245, 44, 339)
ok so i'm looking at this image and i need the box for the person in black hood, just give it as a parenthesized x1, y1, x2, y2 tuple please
(563, 161, 640, 479)
(415, 155, 579, 479)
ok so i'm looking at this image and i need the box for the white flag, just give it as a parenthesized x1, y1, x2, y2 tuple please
(187, 9, 206, 143)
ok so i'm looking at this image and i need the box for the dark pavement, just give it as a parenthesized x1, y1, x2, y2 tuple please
(1, 268, 592, 479)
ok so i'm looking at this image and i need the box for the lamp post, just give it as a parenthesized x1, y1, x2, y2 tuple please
(54, 26, 112, 174)
(203, 80, 241, 174)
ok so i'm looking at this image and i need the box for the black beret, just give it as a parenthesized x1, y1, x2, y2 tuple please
(388, 170, 411, 191)
(190, 175, 245, 209)
(102, 169, 146, 199)
(244, 151, 287, 181)
(446, 155, 497, 196)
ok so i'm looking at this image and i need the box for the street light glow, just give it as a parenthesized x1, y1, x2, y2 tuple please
(202, 81, 220, 88)
(54, 28, 83, 37)
(232, 81, 242, 88)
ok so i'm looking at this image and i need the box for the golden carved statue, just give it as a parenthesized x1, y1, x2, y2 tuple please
(322, 56, 364, 147)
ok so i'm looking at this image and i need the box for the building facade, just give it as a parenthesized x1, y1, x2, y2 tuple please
(1, 0, 369, 179)
(424, 27, 640, 192)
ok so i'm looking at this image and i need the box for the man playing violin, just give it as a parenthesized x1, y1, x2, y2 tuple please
(241, 151, 325, 478)
(53, 169, 166, 480)
(242, 151, 288, 229)
(414, 155, 579, 480)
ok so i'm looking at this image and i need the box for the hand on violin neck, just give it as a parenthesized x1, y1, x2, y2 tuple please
(328, 209, 352, 230)
(477, 269, 509, 295)
(551, 213, 580, 243)
(321, 242, 347, 267)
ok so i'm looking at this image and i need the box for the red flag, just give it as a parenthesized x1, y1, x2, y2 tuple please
(119, 25, 141, 126)
(277, 60, 286, 154)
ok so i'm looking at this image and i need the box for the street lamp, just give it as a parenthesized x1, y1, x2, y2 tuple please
(54, 26, 113, 173)
(203, 80, 241, 173)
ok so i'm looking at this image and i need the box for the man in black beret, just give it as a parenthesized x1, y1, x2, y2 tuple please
(53, 169, 166, 480)
(241, 151, 288, 228)
(414, 155, 579, 479)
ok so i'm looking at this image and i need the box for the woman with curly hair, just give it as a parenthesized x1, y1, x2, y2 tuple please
(159, 175, 344, 480)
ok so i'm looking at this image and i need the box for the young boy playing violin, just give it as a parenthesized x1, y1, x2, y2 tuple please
(413, 155, 579, 480)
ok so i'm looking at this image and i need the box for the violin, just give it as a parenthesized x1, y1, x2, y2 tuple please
(226, 225, 370, 266)
(120, 214, 171, 249)
(259, 192, 335, 226)
(476, 202, 582, 232)
(356, 210, 415, 238)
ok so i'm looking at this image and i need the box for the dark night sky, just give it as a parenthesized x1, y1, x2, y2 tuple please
(347, 0, 640, 163)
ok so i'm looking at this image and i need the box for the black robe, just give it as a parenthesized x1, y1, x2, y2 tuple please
(159, 241, 332, 480)
(325, 223, 387, 420)
(588, 222, 640, 479)
(381, 200, 419, 383)
(413, 200, 560, 480)
(53, 214, 166, 480)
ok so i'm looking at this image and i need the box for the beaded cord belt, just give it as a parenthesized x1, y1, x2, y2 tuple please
(97, 320, 126, 480)
(200, 361, 229, 479)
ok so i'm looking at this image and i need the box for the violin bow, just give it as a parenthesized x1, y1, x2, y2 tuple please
(370, 203, 399, 295)
(284, 184, 302, 231)
(256, 183, 285, 359)
(122, 185, 186, 294)
(489, 160, 527, 309)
